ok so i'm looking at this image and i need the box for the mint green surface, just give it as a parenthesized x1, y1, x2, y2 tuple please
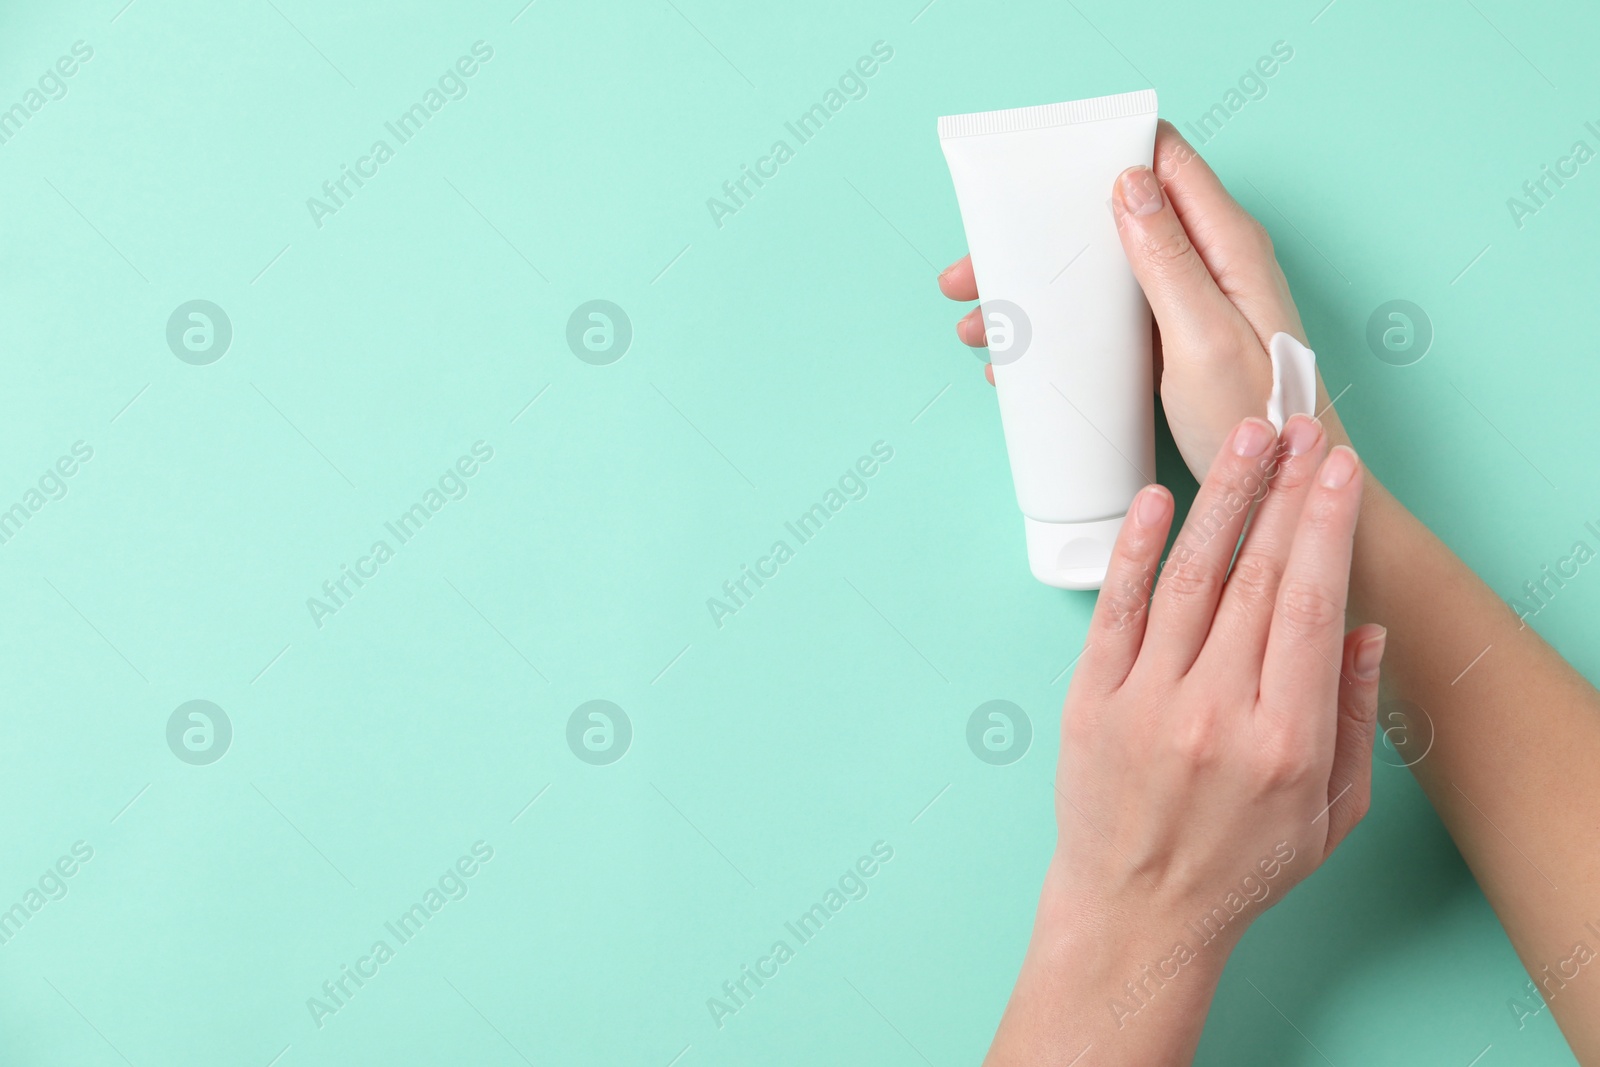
(0, 0, 1592, 1063)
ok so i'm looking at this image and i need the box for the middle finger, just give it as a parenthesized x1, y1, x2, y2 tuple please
(1142, 416, 1279, 676)
(1200, 413, 1327, 671)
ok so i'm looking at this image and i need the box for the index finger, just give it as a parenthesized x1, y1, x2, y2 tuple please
(1259, 445, 1363, 738)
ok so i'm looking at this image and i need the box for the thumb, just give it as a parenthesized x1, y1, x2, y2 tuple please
(1112, 165, 1250, 370)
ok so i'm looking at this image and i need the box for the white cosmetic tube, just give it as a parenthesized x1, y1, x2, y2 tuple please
(939, 89, 1158, 590)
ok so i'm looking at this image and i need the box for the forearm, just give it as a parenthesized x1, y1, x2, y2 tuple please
(1338, 460, 1600, 1056)
(985, 865, 1231, 1066)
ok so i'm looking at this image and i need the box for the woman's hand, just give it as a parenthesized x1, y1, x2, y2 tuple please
(985, 414, 1384, 1065)
(939, 120, 1332, 480)
(1054, 413, 1379, 932)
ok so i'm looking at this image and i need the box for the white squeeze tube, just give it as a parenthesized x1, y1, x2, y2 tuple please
(939, 89, 1159, 590)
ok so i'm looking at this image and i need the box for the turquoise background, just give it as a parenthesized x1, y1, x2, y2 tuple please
(0, 0, 1593, 1063)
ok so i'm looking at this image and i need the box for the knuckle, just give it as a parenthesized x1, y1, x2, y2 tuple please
(1245, 217, 1275, 258)
(1096, 566, 1155, 634)
(1252, 735, 1317, 790)
(1159, 552, 1224, 603)
(1169, 711, 1223, 768)
(1139, 226, 1198, 273)
(1267, 448, 1314, 492)
(1340, 693, 1379, 736)
(1118, 536, 1162, 580)
(1304, 487, 1351, 533)
(1277, 578, 1343, 631)
(1301, 487, 1335, 524)
(1227, 553, 1284, 607)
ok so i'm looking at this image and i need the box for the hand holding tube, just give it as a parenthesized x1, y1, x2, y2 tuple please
(941, 120, 1341, 482)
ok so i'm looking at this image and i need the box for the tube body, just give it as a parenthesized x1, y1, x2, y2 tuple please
(939, 90, 1157, 589)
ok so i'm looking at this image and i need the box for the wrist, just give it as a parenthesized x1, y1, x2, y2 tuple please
(1033, 859, 1240, 986)
(1023, 859, 1235, 1033)
(986, 868, 1233, 1065)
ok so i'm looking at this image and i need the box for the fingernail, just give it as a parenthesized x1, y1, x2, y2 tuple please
(1232, 418, 1273, 458)
(1354, 627, 1387, 680)
(1135, 486, 1169, 527)
(1319, 446, 1358, 488)
(1282, 415, 1322, 457)
(938, 263, 954, 281)
(1119, 167, 1163, 216)
(957, 308, 979, 339)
